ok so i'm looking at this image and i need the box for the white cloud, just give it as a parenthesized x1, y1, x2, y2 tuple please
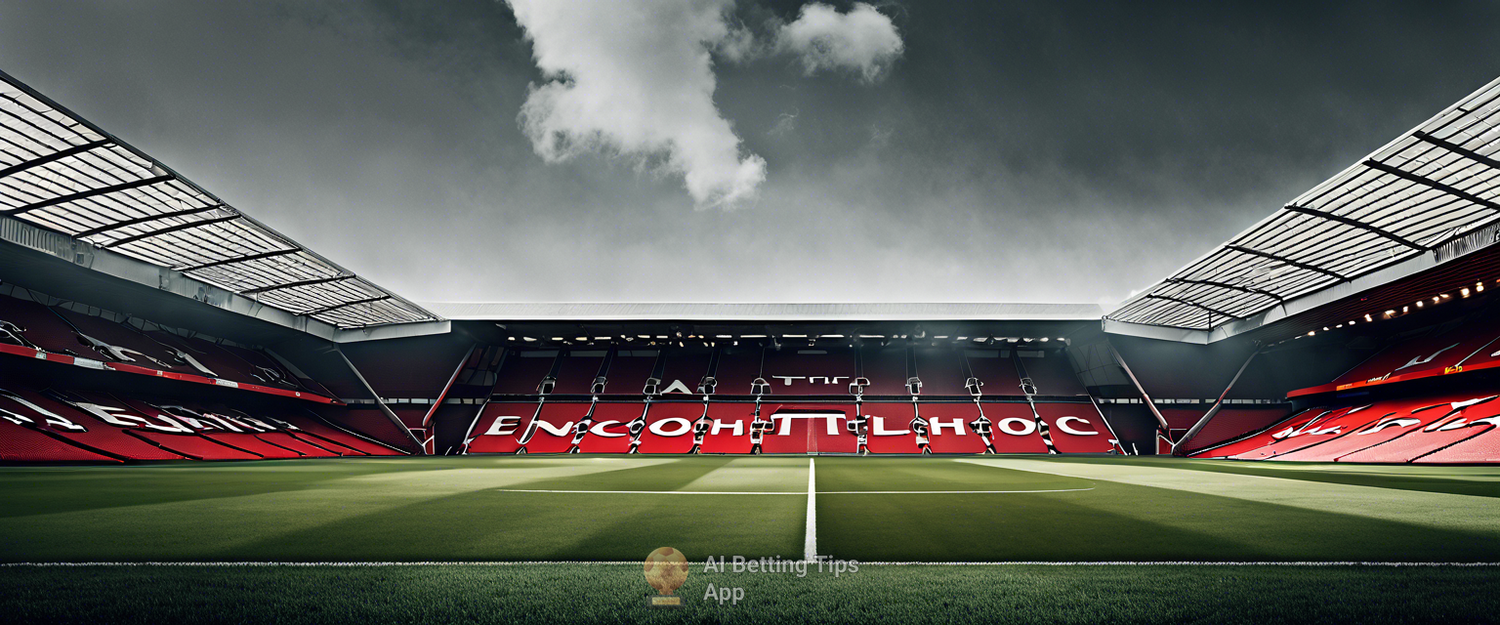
(777, 2, 903, 83)
(506, 0, 766, 208)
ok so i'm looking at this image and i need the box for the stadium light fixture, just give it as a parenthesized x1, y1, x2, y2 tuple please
(1308, 331, 1316, 336)
(1462, 288, 1472, 297)
(1365, 314, 1374, 322)
(1416, 301, 1424, 308)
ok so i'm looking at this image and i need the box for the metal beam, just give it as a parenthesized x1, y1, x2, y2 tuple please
(74, 205, 223, 238)
(307, 296, 390, 317)
(1224, 244, 1346, 280)
(1364, 159, 1500, 213)
(1281, 204, 1425, 250)
(102, 214, 240, 248)
(1164, 278, 1284, 302)
(180, 247, 298, 272)
(1412, 131, 1500, 172)
(2, 174, 173, 216)
(0, 139, 112, 179)
(1142, 294, 1241, 321)
(242, 274, 355, 295)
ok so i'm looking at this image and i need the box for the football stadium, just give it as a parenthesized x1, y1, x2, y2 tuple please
(5, 3, 1500, 624)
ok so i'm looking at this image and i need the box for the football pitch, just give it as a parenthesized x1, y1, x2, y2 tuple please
(3, 455, 1499, 622)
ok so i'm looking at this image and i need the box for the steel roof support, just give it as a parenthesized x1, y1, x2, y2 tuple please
(2, 174, 174, 216)
(0, 139, 112, 179)
(306, 295, 390, 317)
(180, 248, 299, 272)
(1164, 278, 1285, 302)
(102, 214, 240, 248)
(76, 205, 224, 239)
(1142, 294, 1241, 321)
(242, 274, 355, 295)
(1280, 204, 1425, 250)
(1412, 131, 1500, 172)
(1364, 159, 1500, 213)
(1223, 245, 1346, 280)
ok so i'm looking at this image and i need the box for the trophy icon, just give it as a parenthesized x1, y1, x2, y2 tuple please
(643, 547, 688, 607)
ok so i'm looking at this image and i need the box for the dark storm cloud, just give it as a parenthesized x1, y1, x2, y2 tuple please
(2, 1, 1498, 307)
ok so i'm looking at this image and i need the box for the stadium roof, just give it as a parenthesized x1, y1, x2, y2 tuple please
(0, 70, 436, 330)
(1108, 76, 1500, 335)
(427, 301, 1104, 322)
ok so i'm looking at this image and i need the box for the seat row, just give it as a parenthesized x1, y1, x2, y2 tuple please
(463, 399, 1119, 455)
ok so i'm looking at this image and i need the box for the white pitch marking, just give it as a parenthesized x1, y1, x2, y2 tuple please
(490, 489, 804, 495)
(805, 457, 817, 562)
(4, 561, 1498, 567)
(484, 488, 1094, 495)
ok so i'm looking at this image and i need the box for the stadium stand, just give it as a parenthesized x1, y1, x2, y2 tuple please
(713, 348, 765, 396)
(465, 402, 540, 454)
(1033, 402, 1117, 453)
(656, 349, 711, 396)
(697, 402, 756, 454)
(976, 402, 1051, 453)
(963, 350, 1023, 396)
(916, 401, 990, 454)
(492, 351, 557, 395)
(859, 347, 910, 396)
(600, 350, 658, 395)
(634, 402, 704, 454)
(575, 402, 643, 453)
(913, 348, 970, 396)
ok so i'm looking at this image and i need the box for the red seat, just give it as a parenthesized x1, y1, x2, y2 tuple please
(1232, 406, 1372, 460)
(257, 432, 339, 457)
(1017, 353, 1087, 395)
(1272, 398, 1452, 462)
(1034, 403, 1116, 453)
(0, 418, 117, 462)
(520, 402, 591, 453)
(760, 403, 857, 453)
(917, 402, 989, 454)
(492, 351, 558, 395)
(575, 403, 644, 453)
(761, 349, 856, 396)
(635, 402, 704, 454)
(914, 348, 969, 396)
(201, 432, 304, 459)
(977, 402, 1050, 453)
(697, 403, 756, 454)
(601, 352, 658, 395)
(656, 349, 711, 396)
(466, 402, 541, 454)
(1190, 409, 1322, 458)
(965, 351, 1023, 396)
(551, 352, 606, 394)
(859, 347, 909, 396)
(712, 348, 764, 396)
(860, 402, 924, 453)
(127, 430, 260, 460)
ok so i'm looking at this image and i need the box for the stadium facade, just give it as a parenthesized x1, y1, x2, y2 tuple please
(4, 68, 1500, 465)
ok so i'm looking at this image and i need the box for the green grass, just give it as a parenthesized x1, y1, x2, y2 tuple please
(3, 564, 1496, 624)
(3, 455, 1499, 622)
(4, 455, 1500, 562)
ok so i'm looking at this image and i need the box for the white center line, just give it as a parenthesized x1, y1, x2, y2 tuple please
(804, 457, 817, 561)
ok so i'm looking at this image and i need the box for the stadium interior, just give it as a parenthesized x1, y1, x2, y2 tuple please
(4, 69, 1500, 468)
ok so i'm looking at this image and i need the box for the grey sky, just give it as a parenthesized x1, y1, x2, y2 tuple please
(2, 1, 1498, 308)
